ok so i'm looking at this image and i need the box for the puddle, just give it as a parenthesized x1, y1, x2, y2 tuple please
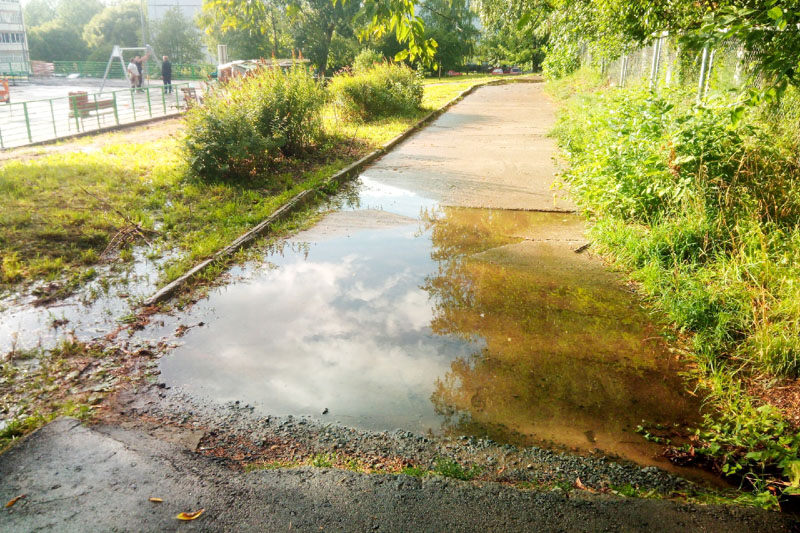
(0, 248, 168, 354)
(152, 176, 705, 475)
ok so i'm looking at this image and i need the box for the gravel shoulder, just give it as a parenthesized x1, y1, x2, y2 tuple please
(1, 418, 797, 533)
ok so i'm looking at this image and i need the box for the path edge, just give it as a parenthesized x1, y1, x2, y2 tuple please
(143, 77, 540, 306)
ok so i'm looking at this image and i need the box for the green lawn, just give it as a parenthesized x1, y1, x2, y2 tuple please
(0, 77, 502, 296)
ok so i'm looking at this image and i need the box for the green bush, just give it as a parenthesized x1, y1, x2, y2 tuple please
(328, 62, 423, 121)
(183, 66, 325, 183)
(352, 48, 384, 73)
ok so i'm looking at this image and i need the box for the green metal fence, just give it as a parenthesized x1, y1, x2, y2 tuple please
(0, 61, 30, 83)
(0, 82, 204, 149)
(51, 61, 214, 81)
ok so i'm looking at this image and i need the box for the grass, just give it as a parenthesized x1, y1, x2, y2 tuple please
(432, 457, 481, 481)
(423, 74, 507, 85)
(0, 76, 501, 299)
(547, 68, 800, 507)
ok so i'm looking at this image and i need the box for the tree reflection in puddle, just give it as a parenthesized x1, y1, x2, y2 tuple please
(422, 207, 703, 468)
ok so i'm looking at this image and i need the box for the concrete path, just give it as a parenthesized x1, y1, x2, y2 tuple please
(366, 82, 573, 211)
(1, 419, 797, 533)
(2, 83, 798, 532)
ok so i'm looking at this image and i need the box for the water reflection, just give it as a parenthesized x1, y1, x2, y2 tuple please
(157, 184, 702, 470)
(158, 212, 483, 433)
(422, 207, 702, 465)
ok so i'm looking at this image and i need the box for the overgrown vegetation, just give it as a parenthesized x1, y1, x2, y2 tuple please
(329, 59, 423, 121)
(549, 69, 800, 507)
(183, 66, 325, 183)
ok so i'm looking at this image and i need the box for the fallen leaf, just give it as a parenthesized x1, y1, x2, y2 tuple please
(497, 466, 506, 475)
(176, 509, 205, 521)
(574, 477, 597, 493)
(149, 497, 163, 503)
(5, 494, 26, 508)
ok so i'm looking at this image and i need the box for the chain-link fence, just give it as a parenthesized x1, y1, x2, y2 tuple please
(586, 33, 764, 101)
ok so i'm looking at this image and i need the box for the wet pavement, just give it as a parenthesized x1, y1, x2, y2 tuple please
(143, 83, 704, 472)
(4, 418, 797, 533)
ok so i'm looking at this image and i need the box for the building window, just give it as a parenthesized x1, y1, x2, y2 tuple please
(0, 11, 22, 24)
(0, 32, 24, 44)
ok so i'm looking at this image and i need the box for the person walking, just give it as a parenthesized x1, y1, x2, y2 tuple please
(161, 55, 172, 94)
(127, 57, 139, 88)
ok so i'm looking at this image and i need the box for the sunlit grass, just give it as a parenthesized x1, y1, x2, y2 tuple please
(0, 76, 500, 294)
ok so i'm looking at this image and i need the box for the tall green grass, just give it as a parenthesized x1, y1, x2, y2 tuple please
(549, 69, 800, 505)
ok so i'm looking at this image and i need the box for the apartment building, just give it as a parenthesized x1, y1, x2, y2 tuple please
(0, 0, 28, 72)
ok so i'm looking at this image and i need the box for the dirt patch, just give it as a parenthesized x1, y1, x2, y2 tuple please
(749, 378, 800, 429)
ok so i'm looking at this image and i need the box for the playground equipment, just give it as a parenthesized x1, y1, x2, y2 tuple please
(100, 45, 160, 92)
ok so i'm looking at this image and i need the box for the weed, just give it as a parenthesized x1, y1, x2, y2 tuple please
(0, 412, 51, 451)
(432, 457, 481, 481)
(329, 62, 423, 121)
(309, 453, 336, 468)
(244, 460, 300, 472)
(1, 252, 24, 283)
(549, 68, 800, 504)
(400, 466, 428, 478)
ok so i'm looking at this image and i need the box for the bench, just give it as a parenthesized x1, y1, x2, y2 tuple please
(179, 87, 203, 109)
(68, 91, 115, 130)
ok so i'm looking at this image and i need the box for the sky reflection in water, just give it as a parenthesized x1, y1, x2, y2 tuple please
(160, 176, 702, 470)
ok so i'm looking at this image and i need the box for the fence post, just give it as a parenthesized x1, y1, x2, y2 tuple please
(649, 36, 664, 90)
(112, 92, 120, 125)
(22, 102, 32, 142)
(146, 87, 152, 117)
(697, 45, 710, 103)
(130, 88, 137, 121)
(71, 95, 80, 131)
(161, 85, 167, 114)
(619, 55, 628, 87)
(93, 94, 101, 130)
(704, 49, 716, 100)
(49, 99, 57, 138)
(0, 124, 5, 149)
(175, 84, 180, 110)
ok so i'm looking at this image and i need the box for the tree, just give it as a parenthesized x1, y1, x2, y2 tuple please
(82, 3, 143, 61)
(288, 0, 360, 76)
(326, 32, 361, 72)
(476, 0, 548, 70)
(23, 0, 56, 27)
(200, 0, 438, 69)
(150, 6, 205, 64)
(55, 0, 104, 30)
(27, 21, 89, 61)
(420, 0, 478, 71)
(201, 0, 291, 60)
(199, 18, 278, 62)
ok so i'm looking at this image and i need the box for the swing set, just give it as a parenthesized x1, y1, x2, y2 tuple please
(100, 45, 161, 92)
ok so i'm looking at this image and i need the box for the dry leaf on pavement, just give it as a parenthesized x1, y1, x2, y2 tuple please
(176, 509, 205, 520)
(5, 494, 26, 508)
